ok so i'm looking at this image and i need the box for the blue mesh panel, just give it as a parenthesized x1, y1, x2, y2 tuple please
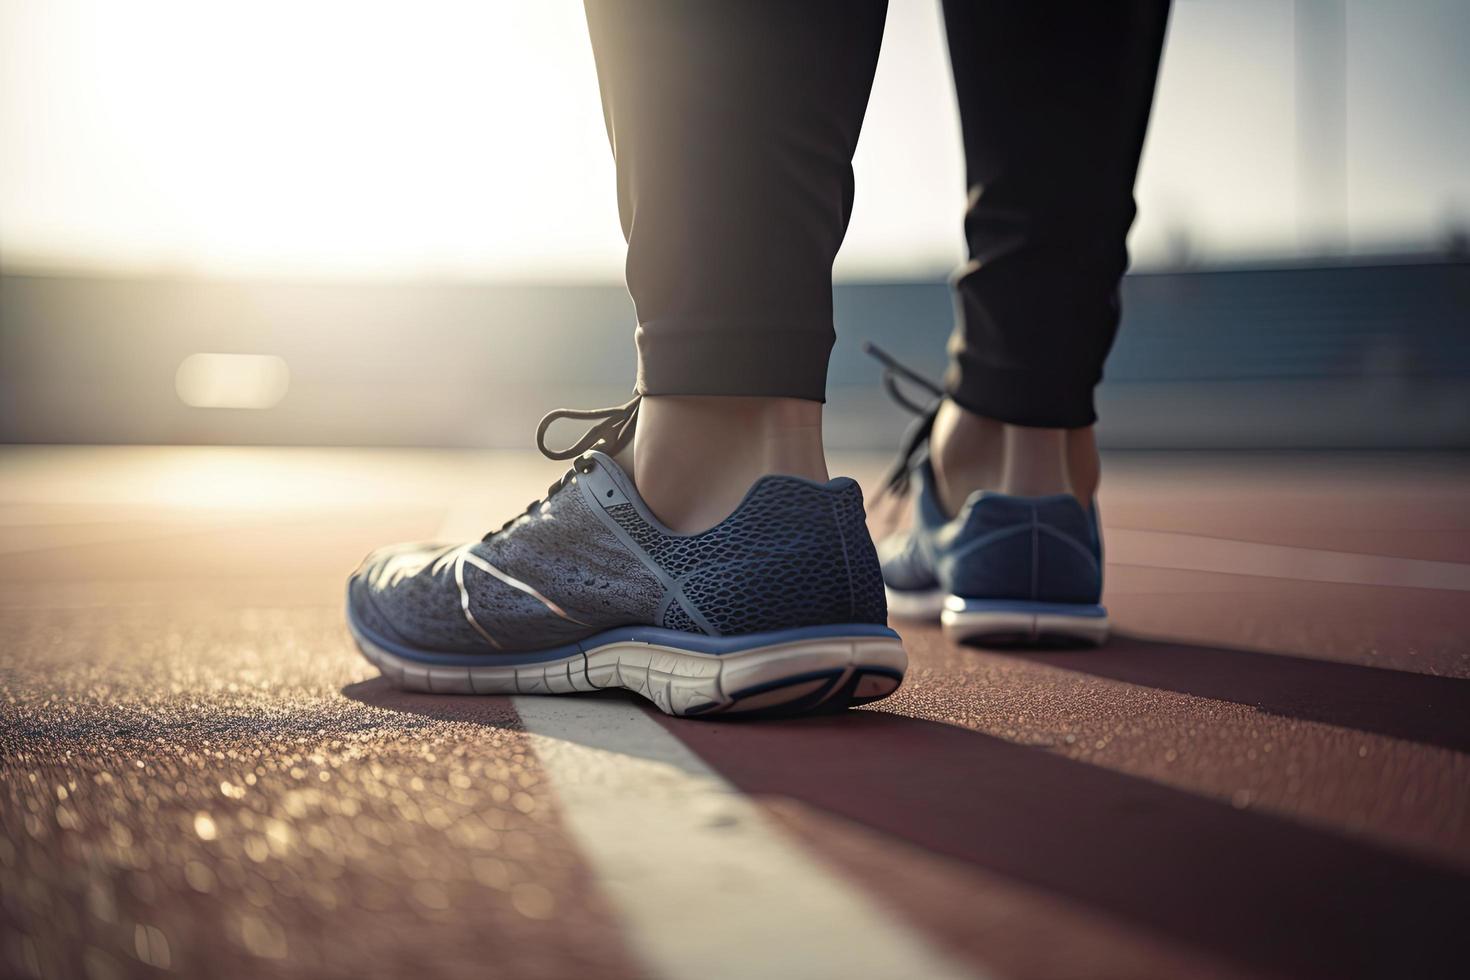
(351, 473, 888, 656)
(608, 478, 886, 636)
(660, 603, 703, 633)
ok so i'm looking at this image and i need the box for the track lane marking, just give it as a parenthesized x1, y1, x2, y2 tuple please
(513, 696, 986, 980)
(1107, 529, 1470, 591)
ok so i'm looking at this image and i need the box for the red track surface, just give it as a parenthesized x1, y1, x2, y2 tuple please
(2, 448, 1467, 979)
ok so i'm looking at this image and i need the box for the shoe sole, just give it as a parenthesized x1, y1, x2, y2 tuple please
(885, 587, 1109, 648)
(347, 607, 907, 719)
(942, 596, 1109, 648)
(884, 586, 948, 620)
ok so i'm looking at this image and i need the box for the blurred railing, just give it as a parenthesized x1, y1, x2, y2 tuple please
(2, 256, 1466, 450)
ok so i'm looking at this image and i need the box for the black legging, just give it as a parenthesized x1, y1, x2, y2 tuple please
(584, 0, 1169, 428)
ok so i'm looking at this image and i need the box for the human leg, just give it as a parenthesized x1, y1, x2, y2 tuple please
(934, 0, 1170, 512)
(876, 2, 1169, 644)
(585, 0, 888, 530)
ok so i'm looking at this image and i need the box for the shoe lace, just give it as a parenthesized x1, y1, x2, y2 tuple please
(482, 394, 641, 541)
(864, 341, 944, 501)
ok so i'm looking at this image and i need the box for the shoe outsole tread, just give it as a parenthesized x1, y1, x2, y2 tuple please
(348, 609, 906, 718)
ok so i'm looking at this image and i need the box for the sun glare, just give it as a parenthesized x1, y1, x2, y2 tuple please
(3, 2, 1466, 279)
(0, 0, 977, 280)
(0, 0, 626, 279)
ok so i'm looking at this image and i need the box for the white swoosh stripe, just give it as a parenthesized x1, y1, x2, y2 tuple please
(462, 550, 594, 626)
(453, 549, 503, 649)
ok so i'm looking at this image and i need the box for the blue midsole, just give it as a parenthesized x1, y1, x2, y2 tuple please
(347, 603, 901, 668)
(946, 598, 1108, 619)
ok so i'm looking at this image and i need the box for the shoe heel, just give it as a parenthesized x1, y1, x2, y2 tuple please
(705, 631, 907, 716)
(940, 597, 1109, 648)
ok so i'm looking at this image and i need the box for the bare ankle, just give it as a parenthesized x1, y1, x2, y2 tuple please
(633, 396, 828, 533)
(931, 399, 1003, 516)
(930, 399, 1099, 515)
(998, 425, 1069, 498)
(1066, 427, 1101, 504)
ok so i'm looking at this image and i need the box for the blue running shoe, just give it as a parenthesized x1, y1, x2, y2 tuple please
(347, 397, 905, 717)
(865, 344, 1109, 647)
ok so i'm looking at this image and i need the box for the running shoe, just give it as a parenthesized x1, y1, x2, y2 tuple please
(866, 344, 1108, 647)
(347, 397, 905, 717)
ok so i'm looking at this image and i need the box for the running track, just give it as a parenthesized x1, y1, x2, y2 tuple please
(2, 447, 1467, 979)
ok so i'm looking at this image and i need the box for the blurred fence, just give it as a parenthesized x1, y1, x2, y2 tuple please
(2, 256, 1467, 450)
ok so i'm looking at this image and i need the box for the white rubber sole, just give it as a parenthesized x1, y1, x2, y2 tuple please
(886, 587, 1110, 647)
(940, 595, 1110, 647)
(884, 586, 948, 620)
(349, 619, 908, 718)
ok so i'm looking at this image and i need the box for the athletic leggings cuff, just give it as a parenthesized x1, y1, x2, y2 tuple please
(635, 318, 833, 402)
(945, 360, 1099, 429)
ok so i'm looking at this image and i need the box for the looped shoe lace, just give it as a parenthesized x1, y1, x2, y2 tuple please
(536, 395, 642, 461)
(483, 394, 642, 541)
(863, 342, 944, 501)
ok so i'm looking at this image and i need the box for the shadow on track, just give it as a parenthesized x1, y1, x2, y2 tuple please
(660, 708, 1469, 980)
(342, 672, 1469, 980)
(1021, 633, 1470, 753)
(343, 676, 526, 727)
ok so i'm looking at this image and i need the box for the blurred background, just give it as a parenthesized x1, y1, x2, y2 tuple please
(2, 0, 1468, 450)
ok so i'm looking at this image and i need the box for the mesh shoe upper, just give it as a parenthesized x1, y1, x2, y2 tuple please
(349, 451, 887, 654)
(878, 457, 1103, 604)
(862, 343, 1104, 606)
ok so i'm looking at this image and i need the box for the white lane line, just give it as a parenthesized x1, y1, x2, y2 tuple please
(514, 696, 985, 980)
(1107, 529, 1470, 592)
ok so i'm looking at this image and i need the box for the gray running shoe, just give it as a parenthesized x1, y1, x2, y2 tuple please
(347, 398, 905, 717)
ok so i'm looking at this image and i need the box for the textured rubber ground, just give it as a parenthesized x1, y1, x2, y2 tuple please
(347, 613, 907, 718)
(9, 448, 1470, 980)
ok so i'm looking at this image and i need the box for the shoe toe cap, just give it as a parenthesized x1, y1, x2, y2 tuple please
(347, 542, 480, 652)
